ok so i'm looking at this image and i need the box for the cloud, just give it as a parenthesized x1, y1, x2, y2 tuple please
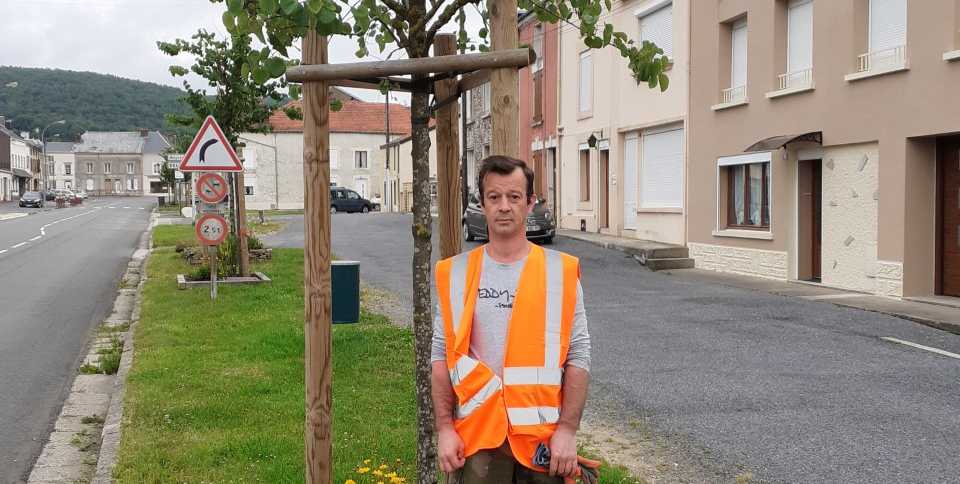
(0, 0, 486, 104)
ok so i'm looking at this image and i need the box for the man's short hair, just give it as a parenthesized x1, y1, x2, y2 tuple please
(477, 155, 535, 204)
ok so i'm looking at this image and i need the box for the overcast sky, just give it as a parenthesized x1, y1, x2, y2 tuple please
(0, 0, 485, 105)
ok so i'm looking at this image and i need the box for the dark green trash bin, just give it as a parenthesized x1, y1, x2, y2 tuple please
(332, 261, 360, 324)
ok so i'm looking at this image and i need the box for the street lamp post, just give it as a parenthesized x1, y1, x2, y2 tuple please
(41, 120, 66, 192)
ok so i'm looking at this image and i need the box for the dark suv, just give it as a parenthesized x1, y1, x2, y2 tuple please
(330, 187, 374, 213)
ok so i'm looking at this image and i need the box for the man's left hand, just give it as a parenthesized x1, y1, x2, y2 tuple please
(548, 426, 578, 477)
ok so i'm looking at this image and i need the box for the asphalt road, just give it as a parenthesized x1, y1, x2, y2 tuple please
(0, 197, 153, 483)
(267, 212, 960, 483)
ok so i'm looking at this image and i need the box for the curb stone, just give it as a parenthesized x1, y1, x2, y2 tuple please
(26, 212, 157, 484)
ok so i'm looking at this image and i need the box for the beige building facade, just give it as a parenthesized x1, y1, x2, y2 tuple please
(558, 0, 690, 245)
(688, 0, 960, 298)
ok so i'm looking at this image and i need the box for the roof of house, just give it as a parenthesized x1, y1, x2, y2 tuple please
(45, 141, 77, 153)
(75, 132, 146, 153)
(143, 131, 171, 154)
(268, 99, 413, 136)
(74, 131, 169, 154)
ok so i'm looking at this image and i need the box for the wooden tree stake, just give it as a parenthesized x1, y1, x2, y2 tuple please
(490, 0, 520, 157)
(434, 34, 462, 259)
(236, 170, 251, 277)
(302, 31, 332, 484)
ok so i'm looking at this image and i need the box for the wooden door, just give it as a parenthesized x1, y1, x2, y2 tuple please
(599, 149, 609, 229)
(812, 161, 822, 281)
(940, 138, 960, 296)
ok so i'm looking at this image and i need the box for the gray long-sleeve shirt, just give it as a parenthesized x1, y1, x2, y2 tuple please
(431, 249, 591, 376)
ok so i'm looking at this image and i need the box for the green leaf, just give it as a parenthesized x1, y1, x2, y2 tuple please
(288, 84, 300, 100)
(307, 0, 323, 14)
(658, 73, 669, 92)
(222, 11, 236, 31)
(330, 98, 343, 112)
(226, 0, 243, 14)
(478, 27, 488, 39)
(585, 37, 602, 49)
(279, 0, 299, 15)
(647, 73, 658, 89)
(168, 65, 189, 76)
(602, 23, 613, 44)
(252, 67, 270, 85)
(258, 0, 279, 15)
(264, 57, 287, 78)
(241, 63, 250, 80)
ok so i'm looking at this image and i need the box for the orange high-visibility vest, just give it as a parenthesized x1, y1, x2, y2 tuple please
(435, 244, 580, 471)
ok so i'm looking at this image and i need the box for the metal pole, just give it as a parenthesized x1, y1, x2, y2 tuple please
(384, 89, 390, 212)
(209, 245, 218, 300)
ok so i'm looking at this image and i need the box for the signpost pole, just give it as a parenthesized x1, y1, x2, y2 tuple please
(209, 245, 218, 300)
(236, 170, 251, 277)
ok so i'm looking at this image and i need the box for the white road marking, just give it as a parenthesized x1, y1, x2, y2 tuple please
(0, 249, 7, 254)
(881, 337, 960, 360)
(11, 242, 26, 248)
(29, 236, 41, 241)
(123, 206, 131, 209)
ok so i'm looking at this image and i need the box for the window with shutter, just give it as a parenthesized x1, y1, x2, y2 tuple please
(869, 0, 907, 53)
(330, 149, 339, 169)
(640, 4, 673, 60)
(578, 51, 592, 114)
(787, 0, 813, 74)
(640, 127, 684, 209)
(578, 147, 590, 202)
(731, 20, 748, 89)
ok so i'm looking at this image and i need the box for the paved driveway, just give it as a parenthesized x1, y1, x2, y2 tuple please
(266, 212, 960, 483)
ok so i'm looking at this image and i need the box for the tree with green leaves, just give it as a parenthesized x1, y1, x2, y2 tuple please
(157, 29, 289, 145)
(211, 1, 667, 482)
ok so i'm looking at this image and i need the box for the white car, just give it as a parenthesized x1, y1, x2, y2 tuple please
(75, 191, 88, 199)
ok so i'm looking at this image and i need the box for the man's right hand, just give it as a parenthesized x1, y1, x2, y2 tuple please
(437, 426, 465, 473)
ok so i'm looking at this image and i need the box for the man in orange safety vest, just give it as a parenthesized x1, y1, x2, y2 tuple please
(432, 156, 592, 483)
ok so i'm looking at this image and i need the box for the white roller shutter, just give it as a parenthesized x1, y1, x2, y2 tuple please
(329, 148, 339, 169)
(731, 20, 748, 88)
(623, 134, 639, 230)
(869, 0, 907, 53)
(578, 51, 592, 113)
(787, 0, 813, 73)
(640, 127, 684, 209)
(640, 4, 673, 59)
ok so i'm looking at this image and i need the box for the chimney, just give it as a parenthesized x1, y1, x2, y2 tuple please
(139, 128, 149, 137)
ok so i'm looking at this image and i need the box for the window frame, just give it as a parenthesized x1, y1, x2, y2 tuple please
(104, 162, 111, 174)
(354, 149, 369, 169)
(578, 145, 591, 202)
(724, 162, 770, 230)
(638, 2, 674, 61)
(578, 49, 593, 117)
(64, 163, 72, 175)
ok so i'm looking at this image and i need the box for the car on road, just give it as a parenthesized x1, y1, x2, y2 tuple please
(19, 191, 45, 208)
(43, 190, 57, 201)
(330, 187, 375, 213)
(462, 191, 556, 244)
(75, 191, 88, 199)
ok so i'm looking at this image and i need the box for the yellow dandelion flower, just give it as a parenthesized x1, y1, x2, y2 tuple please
(345, 480, 356, 484)
(386, 472, 397, 478)
(373, 470, 383, 476)
(379, 464, 389, 470)
(363, 459, 371, 464)
(358, 467, 371, 474)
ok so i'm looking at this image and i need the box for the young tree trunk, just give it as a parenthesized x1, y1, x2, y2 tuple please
(410, 82, 437, 484)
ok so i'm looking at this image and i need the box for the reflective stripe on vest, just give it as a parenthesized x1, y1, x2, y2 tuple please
(507, 406, 560, 426)
(449, 354, 479, 386)
(502, 367, 563, 386)
(456, 374, 502, 419)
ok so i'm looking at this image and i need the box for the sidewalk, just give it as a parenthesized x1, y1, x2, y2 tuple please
(559, 229, 960, 335)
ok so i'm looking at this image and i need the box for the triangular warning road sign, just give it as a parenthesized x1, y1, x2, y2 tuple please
(179, 116, 244, 172)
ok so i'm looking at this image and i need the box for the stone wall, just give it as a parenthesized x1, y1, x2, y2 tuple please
(689, 242, 789, 280)
(875, 260, 903, 297)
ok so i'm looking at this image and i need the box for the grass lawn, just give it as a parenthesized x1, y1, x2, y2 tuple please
(151, 224, 196, 248)
(116, 229, 642, 482)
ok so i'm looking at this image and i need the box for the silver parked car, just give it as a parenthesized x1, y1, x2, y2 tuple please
(461, 191, 556, 244)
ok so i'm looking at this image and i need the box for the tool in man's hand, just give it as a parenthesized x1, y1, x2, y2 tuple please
(533, 442, 601, 484)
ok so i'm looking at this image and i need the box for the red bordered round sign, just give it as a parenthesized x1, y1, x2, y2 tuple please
(196, 172, 229, 204)
(195, 213, 229, 246)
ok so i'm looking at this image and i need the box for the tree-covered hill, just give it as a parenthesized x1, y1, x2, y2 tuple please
(0, 66, 189, 141)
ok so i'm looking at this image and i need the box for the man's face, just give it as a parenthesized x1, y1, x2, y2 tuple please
(481, 168, 534, 239)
